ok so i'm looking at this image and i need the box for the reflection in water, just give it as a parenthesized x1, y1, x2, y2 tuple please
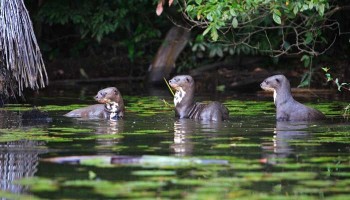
(71, 118, 124, 148)
(0, 110, 48, 196)
(96, 120, 124, 148)
(262, 121, 309, 165)
(172, 119, 194, 156)
(0, 141, 46, 194)
(172, 119, 223, 156)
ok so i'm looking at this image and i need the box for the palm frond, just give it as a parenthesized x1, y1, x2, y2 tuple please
(0, 0, 48, 98)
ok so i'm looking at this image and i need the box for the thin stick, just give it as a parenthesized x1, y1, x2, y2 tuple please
(163, 77, 174, 96)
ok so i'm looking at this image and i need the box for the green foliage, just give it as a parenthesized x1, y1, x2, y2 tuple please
(33, 0, 166, 60)
(298, 54, 314, 88)
(322, 67, 350, 118)
(322, 67, 350, 92)
(181, 0, 332, 56)
(189, 34, 259, 59)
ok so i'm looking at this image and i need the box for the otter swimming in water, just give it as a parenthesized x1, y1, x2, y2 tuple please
(169, 75, 229, 121)
(260, 74, 325, 121)
(64, 87, 124, 120)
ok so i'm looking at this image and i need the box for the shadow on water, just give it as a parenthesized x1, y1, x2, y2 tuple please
(0, 83, 350, 199)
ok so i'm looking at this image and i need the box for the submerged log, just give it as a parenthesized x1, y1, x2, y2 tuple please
(148, 26, 190, 84)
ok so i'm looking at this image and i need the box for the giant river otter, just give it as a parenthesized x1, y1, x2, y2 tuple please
(260, 74, 325, 121)
(64, 87, 124, 120)
(169, 75, 229, 121)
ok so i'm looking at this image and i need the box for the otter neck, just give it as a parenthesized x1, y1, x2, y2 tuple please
(274, 82, 294, 107)
(112, 96, 124, 108)
(174, 86, 195, 117)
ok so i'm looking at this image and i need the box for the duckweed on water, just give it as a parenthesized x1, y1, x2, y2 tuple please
(1, 95, 350, 199)
(132, 170, 176, 176)
(14, 177, 58, 192)
(134, 129, 169, 134)
(0, 128, 70, 142)
(1, 104, 89, 112)
(0, 191, 40, 200)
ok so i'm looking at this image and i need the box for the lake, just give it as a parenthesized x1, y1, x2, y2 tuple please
(0, 83, 349, 199)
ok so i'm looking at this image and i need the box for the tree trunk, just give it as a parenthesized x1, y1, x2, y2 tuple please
(148, 26, 190, 84)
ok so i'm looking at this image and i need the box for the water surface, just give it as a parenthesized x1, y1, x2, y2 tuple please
(0, 85, 349, 199)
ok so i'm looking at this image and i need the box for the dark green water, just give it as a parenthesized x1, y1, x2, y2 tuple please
(0, 85, 349, 199)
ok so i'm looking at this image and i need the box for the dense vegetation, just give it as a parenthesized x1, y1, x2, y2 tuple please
(24, 0, 349, 84)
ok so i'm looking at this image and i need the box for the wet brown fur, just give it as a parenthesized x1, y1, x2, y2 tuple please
(64, 87, 124, 119)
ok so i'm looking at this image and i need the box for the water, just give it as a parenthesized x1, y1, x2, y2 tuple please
(0, 84, 349, 199)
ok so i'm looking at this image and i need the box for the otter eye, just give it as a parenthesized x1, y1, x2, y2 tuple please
(265, 80, 269, 84)
(275, 78, 280, 83)
(186, 78, 190, 82)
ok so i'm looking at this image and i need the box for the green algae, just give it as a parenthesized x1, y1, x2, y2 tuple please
(134, 129, 169, 134)
(14, 177, 58, 192)
(49, 127, 93, 133)
(132, 170, 176, 176)
(0, 104, 89, 112)
(0, 128, 69, 142)
(1, 94, 350, 200)
(0, 190, 41, 200)
(62, 179, 167, 198)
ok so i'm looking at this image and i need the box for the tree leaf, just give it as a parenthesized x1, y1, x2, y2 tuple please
(186, 5, 194, 12)
(300, 54, 310, 67)
(203, 26, 211, 36)
(211, 28, 218, 41)
(156, 1, 163, 16)
(293, 5, 299, 15)
(318, 4, 325, 16)
(195, 0, 202, 5)
(232, 17, 238, 28)
(169, 0, 174, 6)
(272, 11, 281, 24)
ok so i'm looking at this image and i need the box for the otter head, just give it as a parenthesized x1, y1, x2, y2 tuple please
(169, 75, 194, 91)
(260, 75, 289, 91)
(169, 75, 194, 106)
(94, 87, 121, 104)
(260, 75, 290, 104)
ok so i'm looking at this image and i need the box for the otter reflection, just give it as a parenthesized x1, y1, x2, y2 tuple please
(261, 121, 310, 165)
(70, 118, 124, 148)
(172, 119, 223, 156)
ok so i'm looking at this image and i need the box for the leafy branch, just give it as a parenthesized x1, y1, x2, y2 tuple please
(322, 67, 349, 119)
(322, 67, 350, 92)
(158, 0, 348, 58)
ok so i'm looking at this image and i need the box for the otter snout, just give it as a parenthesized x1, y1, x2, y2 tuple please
(260, 81, 267, 89)
(168, 79, 177, 88)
